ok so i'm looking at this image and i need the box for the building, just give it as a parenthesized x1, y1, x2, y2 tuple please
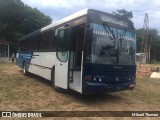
(0, 41, 10, 63)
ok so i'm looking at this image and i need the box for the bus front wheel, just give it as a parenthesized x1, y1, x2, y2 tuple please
(51, 68, 59, 91)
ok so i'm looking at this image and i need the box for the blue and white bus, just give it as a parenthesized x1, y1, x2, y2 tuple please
(16, 9, 136, 95)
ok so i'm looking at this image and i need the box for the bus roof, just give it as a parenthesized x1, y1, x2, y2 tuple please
(41, 9, 88, 32)
(19, 9, 89, 41)
(19, 9, 133, 41)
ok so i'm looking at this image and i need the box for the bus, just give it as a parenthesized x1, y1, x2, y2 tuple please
(16, 9, 136, 95)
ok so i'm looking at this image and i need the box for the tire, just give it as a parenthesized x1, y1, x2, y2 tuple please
(23, 62, 28, 75)
(51, 68, 59, 91)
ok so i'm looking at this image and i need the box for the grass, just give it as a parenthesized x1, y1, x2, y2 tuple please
(0, 63, 160, 119)
(119, 77, 160, 106)
(149, 61, 160, 64)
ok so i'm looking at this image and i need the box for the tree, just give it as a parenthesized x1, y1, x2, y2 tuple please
(19, 6, 52, 34)
(136, 28, 160, 62)
(148, 29, 160, 61)
(112, 9, 133, 20)
(0, 0, 24, 41)
(0, 0, 52, 44)
(0, 0, 52, 54)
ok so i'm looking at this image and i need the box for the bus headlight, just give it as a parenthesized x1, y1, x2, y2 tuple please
(129, 76, 135, 81)
(129, 77, 131, 81)
(84, 75, 92, 80)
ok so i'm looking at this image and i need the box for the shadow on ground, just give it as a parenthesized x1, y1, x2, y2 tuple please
(23, 70, 122, 104)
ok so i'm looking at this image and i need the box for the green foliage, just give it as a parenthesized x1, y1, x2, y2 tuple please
(112, 9, 160, 61)
(112, 9, 133, 20)
(0, 0, 52, 44)
(136, 28, 160, 61)
(112, 9, 134, 29)
(19, 6, 52, 34)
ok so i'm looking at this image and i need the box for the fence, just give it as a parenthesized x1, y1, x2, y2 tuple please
(136, 53, 146, 64)
(0, 44, 9, 63)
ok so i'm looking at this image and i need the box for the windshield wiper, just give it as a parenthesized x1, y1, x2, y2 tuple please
(103, 23, 120, 64)
(102, 23, 115, 41)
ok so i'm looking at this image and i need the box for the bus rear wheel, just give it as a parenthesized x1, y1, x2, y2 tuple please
(23, 62, 28, 75)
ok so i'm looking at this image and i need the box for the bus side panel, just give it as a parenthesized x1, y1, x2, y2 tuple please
(17, 51, 68, 88)
(28, 52, 56, 80)
(16, 52, 32, 69)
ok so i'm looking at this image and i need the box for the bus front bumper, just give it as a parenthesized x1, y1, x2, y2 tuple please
(82, 81, 136, 95)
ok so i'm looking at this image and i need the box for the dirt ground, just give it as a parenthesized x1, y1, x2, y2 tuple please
(136, 64, 160, 77)
(0, 63, 160, 120)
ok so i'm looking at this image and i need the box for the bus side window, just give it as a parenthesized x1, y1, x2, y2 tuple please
(41, 33, 45, 50)
(31, 37, 34, 50)
(52, 29, 56, 50)
(46, 31, 52, 50)
(24, 39, 29, 51)
(58, 30, 65, 49)
(43, 32, 47, 49)
(57, 28, 71, 50)
(45, 32, 49, 49)
(39, 34, 43, 50)
(33, 36, 38, 50)
(36, 35, 40, 50)
(30, 38, 34, 51)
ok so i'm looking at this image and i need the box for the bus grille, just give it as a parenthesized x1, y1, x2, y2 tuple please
(101, 71, 130, 84)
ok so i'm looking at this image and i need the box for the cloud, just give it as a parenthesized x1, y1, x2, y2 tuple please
(22, 0, 136, 10)
(21, 0, 160, 29)
(22, 0, 87, 8)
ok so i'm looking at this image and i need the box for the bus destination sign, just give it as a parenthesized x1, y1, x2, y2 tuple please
(99, 14, 129, 28)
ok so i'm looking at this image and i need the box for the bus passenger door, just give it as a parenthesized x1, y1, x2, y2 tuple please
(54, 28, 70, 89)
(68, 25, 85, 93)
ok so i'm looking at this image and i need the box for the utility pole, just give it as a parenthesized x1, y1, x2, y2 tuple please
(142, 13, 149, 63)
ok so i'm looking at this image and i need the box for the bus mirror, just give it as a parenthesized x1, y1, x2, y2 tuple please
(86, 24, 90, 28)
(64, 23, 69, 28)
(86, 24, 93, 33)
(55, 26, 70, 37)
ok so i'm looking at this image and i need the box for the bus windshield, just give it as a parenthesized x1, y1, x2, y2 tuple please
(86, 23, 136, 65)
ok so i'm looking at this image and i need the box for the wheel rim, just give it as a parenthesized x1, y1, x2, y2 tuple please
(23, 65, 26, 74)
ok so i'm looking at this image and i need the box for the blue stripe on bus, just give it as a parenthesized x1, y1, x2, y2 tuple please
(16, 52, 32, 70)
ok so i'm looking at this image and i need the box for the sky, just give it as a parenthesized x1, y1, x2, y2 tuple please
(21, 0, 160, 30)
